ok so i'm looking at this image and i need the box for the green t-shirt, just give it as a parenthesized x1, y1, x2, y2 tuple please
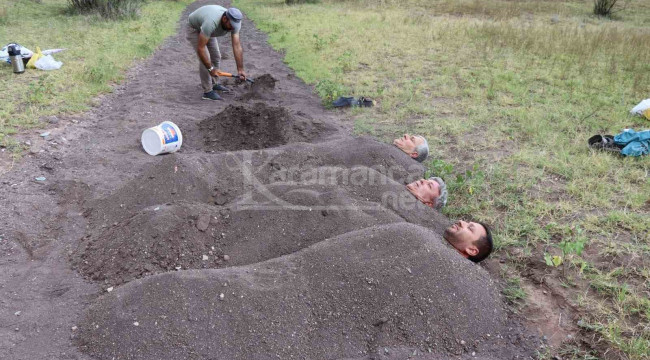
(188, 5, 240, 37)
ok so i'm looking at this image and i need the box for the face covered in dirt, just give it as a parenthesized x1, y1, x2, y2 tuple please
(406, 178, 440, 208)
(393, 134, 425, 159)
(443, 220, 487, 259)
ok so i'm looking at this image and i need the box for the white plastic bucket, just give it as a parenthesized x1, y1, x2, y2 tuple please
(141, 121, 183, 156)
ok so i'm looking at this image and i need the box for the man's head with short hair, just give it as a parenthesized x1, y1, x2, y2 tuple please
(393, 134, 429, 162)
(443, 220, 493, 262)
(406, 177, 446, 209)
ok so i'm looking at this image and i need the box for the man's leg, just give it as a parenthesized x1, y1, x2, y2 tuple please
(207, 37, 221, 83)
(186, 26, 214, 93)
(207, 38, 229, 91)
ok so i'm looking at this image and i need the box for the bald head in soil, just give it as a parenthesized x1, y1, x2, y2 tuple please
(76, 223, 535, 360)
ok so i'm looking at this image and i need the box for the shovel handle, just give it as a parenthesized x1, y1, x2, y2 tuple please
(216, 71, 255, 83)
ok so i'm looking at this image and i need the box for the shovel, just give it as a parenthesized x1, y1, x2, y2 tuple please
(216, 71, 255, 84)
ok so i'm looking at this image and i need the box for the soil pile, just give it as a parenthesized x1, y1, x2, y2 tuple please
(233, 73, 277, 101)
(73, 145, 447, 288)
(83, 155, 214, 226)
(199, 102, 334, 151)
(72, 184, 410, 286)
(250, 73, 276, 90)
(71, 138, 524, 358)
(80, 140, 425, 236)
(72, 202, 223, 285)
(251, 136, 426, 186)
(238, 173, 452, 232)
(76, 224, 535, 360)
(314, 136, 426, 183)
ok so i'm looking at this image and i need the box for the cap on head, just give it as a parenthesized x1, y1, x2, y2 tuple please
(225, 8, 243, 33)
(226, 8, 243, 22)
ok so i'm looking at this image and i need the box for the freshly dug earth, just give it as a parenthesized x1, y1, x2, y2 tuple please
(73, 202, 225, 285)
(76, 224, 536, 360)
(72, 165, 449, 287)
(83, 155, 214, 226)
(199, 102, 335, 151)
(250, 73, 276, 89)
(82, 142, 423, 228)
(72, 193, 405, 286)
(234, 73, 278, 101)
(263, 135, 427, 185)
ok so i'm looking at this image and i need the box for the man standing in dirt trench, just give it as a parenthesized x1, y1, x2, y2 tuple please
(187, 6, 248, 101)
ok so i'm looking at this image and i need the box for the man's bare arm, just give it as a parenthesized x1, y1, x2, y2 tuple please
(231, 32, 246, 79)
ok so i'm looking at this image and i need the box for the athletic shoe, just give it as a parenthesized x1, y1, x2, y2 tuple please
(202, 91, 222, 101)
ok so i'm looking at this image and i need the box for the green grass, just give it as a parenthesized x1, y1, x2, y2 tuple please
(233, 0, 650, 358)
(501, 267, 527, 307)
(0, 0, 191, 149)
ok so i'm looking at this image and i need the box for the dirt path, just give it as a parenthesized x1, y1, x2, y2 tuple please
(0, 1, 539, 359)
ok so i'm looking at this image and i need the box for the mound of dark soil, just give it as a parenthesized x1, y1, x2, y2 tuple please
(72, 202, 223, 285)
(83, 155, 214, 226)
(315, 136, 426, 184)
(72, 186, 409, 286)
(85, 138, 421, 229)
(76, 224, 536, 360)
(250, 73, 276, 91)
(235, 73, 277, 101)
(199, 103, 332, 151)
(238, 172, 452, 232)
(259, 136, 426, 186)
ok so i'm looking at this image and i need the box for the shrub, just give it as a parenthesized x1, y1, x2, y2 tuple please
(68, 0, 145, 19)
(315, 79, 347, 106)
(593, 0, 618, 17)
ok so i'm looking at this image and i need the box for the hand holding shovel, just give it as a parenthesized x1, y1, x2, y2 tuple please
(215, 70, 254, 84)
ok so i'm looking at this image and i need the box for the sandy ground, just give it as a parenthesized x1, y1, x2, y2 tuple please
(0, 1, 540, 359)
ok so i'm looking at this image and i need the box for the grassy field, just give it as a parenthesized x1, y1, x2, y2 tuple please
(0, 0, 191, 150)
(233, 0, 650, 358)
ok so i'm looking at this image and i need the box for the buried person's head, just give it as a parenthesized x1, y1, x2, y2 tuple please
(406, 177, 447, 209)
(393, 134, 429, 162)
(443, 220, 493, 263)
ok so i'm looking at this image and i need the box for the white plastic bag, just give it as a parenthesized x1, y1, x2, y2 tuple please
(630, 99, 650, 116)
(35, 55, 62, 70)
